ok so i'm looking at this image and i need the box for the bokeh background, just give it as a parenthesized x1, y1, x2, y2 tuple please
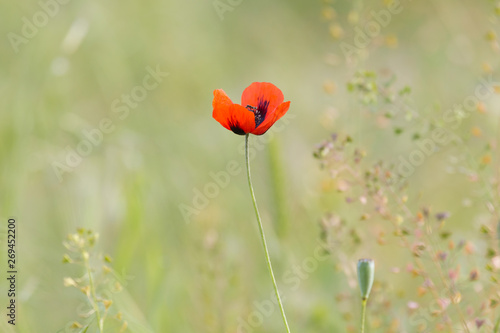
(1, 0, 500, 332)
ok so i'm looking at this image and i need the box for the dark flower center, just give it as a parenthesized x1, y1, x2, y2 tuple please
(246, 97, 270, 127)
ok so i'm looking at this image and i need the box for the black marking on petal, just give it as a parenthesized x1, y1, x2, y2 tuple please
(229, 123, 246, 135)
(257, 98, 270, 115)
(246, 97, 270, 128)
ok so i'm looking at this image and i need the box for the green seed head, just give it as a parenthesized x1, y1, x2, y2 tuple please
(357, 258, 375, 301)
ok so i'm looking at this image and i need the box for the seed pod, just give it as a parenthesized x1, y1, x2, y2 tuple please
(357, 259, 375, 301)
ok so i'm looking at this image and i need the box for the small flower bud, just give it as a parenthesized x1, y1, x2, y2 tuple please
(70, 322, 83, 329)
(357, 258, 375, 301)
(102, 299, 113, 310)
(62, 254, 73, 264)
(80, 285, 90, 296)
(63, 277, 77, 287)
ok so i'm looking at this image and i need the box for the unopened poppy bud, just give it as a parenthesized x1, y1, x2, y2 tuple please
(357, 258, 375, 301)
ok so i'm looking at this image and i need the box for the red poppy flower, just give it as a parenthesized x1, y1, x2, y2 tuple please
(213, 82, 291, 135)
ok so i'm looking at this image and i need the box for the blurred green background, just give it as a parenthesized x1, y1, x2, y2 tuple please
(1, 0, 500, 332)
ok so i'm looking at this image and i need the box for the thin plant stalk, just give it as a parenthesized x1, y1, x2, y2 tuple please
(360, 299, 367, 333)
(83, 252, 103, 333)
(244, 134, 291, 333)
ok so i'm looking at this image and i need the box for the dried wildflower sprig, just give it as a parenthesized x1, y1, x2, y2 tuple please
(314, 135, 471, 331)
(63, 228, 127, 333)
(320, 2, 500, 329)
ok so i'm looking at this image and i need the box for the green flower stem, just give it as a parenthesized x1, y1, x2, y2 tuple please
(360, 299, 367, 333)
(245, 134, 291, 333)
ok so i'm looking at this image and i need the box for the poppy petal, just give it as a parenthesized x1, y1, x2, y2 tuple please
(213, 89, 256, 135)
(252, 101, 290, 135)
(241, 82, 284, 124)
(212, 89, 233, 130)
